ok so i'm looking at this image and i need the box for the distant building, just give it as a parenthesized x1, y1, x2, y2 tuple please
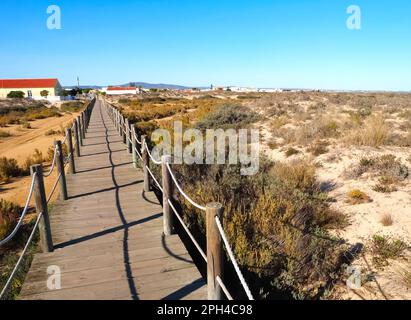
(0, 78, 63, 101)
(105, 86, 139, 95)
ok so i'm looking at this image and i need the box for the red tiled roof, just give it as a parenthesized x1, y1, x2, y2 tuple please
(107, 86, 136, 91)
(0, 78, 59, 89)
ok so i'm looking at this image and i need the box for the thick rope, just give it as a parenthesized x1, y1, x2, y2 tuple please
(166, 163, 206, 211)
(0, 173, 37, 247)
(43, 145, 58, 177)
(216, 276, 234, 301)
(215, 217, 254, 300)
(168, 199, 207, 262)
(0, 212, 43, 299)
(134, 132, 142, 145)
(145, 166, 163, 192)
(47, 173, 62, 204)
(61, 131, 69, 145)
(144, 142, 162, 165)
(134, 146, 143, 161)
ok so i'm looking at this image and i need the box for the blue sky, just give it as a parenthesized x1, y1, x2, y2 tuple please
(0, 0, 410, 90)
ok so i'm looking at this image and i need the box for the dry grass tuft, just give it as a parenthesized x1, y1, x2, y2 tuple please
(344, 114, 391, 147)
(379, 214, 394, 227)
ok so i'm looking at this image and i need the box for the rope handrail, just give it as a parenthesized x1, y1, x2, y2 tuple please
(216, 276, 234, 301)
(144, 141, 162, 165)
(165, 163, 206, 211)
(134, 146, 143, 161)
(134, 132, 142, 145)
(47, 173, 62, 204)
(61, 131, 69, 145)
(168, 199, 207, 262)
(0, 173, 37, 247)
(145, 165, 163, 192)
(0, 212, 43, 299)
(215, 217, 254, 300)
(43, 145, 58, 177)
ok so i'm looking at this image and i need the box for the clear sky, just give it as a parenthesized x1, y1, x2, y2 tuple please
(0, 0, 410, 90)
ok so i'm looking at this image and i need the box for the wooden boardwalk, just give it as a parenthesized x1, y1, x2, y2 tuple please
(19, 100, 206, 300)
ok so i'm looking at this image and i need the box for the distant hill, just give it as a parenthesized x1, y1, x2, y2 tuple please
(64, 85, 103, 90)
(124, 82, 191, 90)
(64, 82, 192, 90)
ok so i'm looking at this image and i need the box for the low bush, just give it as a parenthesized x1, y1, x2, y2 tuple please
(7, 91, 25, 99)
(285, 147, 300, 157)
(307, 140, 329, 157)
(0, 131, 11, 138)
(373, 176, 398, 193)
(344, 114, 391, 147)
(195, 105, 261, 130)
(172, 158, 348, 299)
(346, 189, 372, 205)
(0, 199, 22, 240)
(369, 235, 408, 269)
(23, 149, 46, 172)
(346, 154, 409, 181)
(0, 158, 24, 183)
(60, 101, 84, 113)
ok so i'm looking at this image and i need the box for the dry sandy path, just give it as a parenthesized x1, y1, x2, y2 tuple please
(0, 113, 78, 206)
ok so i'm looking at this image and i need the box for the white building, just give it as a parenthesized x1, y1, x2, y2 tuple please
(105, 86, 139, 95)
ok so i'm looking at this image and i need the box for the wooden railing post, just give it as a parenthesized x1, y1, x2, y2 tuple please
(126, 119, 132, 153)
(84, 110, 88, 131)
(74, 120, 81, 157)
(141, 135, 151, 192)
(66, 128, 76, 174)
(30, 165, 53, 253)
(131, 125, 138, 169)
(55, 140, 68, 200)
(206, 203, 224, 300)
(77, 116, 83, 147)
(118, 112, 122, 136)
(122, 116, 127, 144)
(81, 112, 86, 138)
(162, 155, 175, 236)
(115, 110, 119, 133)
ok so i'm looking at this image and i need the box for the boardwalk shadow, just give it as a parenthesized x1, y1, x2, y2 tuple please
(98, 104, 141, 300)
(76, 161, 132, 174)
(68, 180, 143, 200)
(54, 213, 162, 249)
(161, 278, 205, 300)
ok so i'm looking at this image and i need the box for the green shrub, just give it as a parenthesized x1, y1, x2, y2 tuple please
(307, 140, 329, 156)
(369, 235, 408, 269)
(0, 131, 12, 138)
(23, 149, 45, 172)
(7, 91, 25, 99)
(0, 158, 23, 182)
(0, 199, 22, 240)
(285, 147, 300, 157)
(195, 105, 261, 130)
(346, 189, 372, 205)
(60, 101, 84, 113)
(172, 158, 348, 299)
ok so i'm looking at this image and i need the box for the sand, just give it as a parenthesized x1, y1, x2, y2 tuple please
(0, 114, 78, 206)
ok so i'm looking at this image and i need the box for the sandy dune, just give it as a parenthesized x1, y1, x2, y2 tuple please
(0, 113, 78, 206)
